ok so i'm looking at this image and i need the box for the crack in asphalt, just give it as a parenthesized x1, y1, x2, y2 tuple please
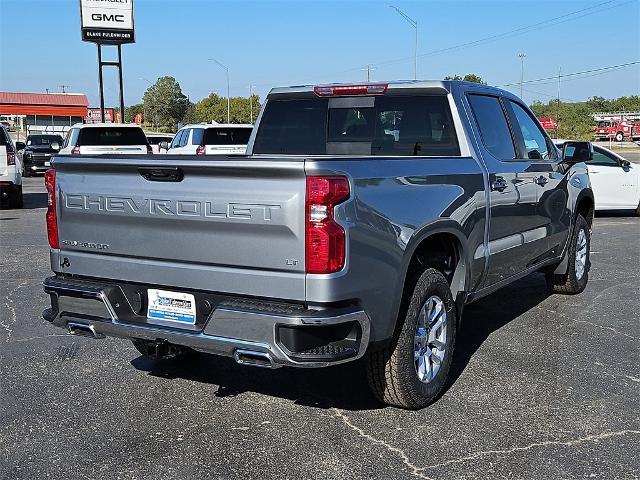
(419, 430, 640, 471)
(332, 408, 436, 480)
(0, 281, 29, 342)
(333, 407, 640, 478)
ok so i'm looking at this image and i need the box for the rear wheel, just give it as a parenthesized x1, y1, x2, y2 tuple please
(131, 338, 195, 361)
(366, 268, 456, 409)
(546, 214, 590, 294)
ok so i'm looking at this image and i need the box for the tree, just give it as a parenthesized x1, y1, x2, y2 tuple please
(142, 76, 190, 129)
(444, 74, 486, 84)
(125, 103, 143, 123)
(189, 92, 261, 124)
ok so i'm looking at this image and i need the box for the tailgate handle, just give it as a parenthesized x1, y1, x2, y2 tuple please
(139, 167, 184, 182)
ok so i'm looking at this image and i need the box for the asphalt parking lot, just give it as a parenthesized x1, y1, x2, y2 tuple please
(1, 177, 638, 480)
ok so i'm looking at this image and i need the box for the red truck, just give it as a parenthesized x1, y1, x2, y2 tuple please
(593, 120, 640, 142)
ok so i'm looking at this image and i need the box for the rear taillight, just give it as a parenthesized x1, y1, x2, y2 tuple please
(71, 146, 80, 155)
(196, 145, 206, 155)
(305, 176, 350, 274)
(44, 169, 59, 249)
(146, 144, 153, 154)
(313, 83, 388, 97)
(6, 143, 15, 165)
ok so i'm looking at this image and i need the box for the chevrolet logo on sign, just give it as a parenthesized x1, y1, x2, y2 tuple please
(80, 0, 135, 44)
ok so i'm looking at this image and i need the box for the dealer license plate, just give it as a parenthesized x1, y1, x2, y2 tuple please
(147, 289, 196, 324)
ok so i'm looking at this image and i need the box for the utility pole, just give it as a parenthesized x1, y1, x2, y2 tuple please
(389, 5, 418, 80)
(518, 53, 527, 99)
(361, 64, 376, 82)
(556, 67, 561, 139)
(209, 58, 230, 123)
(248, 84, 255, 124)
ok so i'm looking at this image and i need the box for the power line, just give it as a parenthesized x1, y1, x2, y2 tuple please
(499, 61, 640, 87)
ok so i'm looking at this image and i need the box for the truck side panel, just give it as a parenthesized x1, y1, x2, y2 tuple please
(305, 157, 487, 342)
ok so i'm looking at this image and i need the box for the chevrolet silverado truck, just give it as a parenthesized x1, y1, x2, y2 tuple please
(42, 81, 595, 409)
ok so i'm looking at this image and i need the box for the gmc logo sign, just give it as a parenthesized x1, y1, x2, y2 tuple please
(91, 13, 125, 22)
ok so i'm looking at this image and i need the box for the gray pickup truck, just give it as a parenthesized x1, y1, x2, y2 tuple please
(43, 81, 594, 409)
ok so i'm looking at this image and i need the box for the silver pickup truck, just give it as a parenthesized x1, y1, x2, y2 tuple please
(43, 81, 594, 409)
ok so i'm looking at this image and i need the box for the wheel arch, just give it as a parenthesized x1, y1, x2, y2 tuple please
(390, 220, 471, 335)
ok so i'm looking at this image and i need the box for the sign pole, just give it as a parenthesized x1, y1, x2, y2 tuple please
(117, 44, 125, 122)
(97, 44, 106, 122)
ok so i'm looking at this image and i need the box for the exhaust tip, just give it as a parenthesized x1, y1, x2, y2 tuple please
(67, 322, 105, 339)
(234, 349, 275, 368)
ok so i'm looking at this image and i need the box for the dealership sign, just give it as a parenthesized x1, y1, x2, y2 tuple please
(87, 107, 115, 123)
(80, 0, 135, 44)
(538, 117, 558, 130)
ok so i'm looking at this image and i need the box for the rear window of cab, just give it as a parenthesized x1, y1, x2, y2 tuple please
(78, 127, 148, 146)
(252, 95, 460, 156)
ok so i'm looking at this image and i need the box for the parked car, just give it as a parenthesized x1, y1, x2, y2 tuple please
(21, 134, 64, 176)
(555, 140, 639, 215)
(145, 132, 175, 154)
(42, 81, 594, 409)
(163, 123, 253, 155)
(0, 124, 23, 208)
(58, 123, 152, 155)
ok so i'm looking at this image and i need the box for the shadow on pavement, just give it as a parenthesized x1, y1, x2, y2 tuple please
(132, 273, 551, 411)
(22, 192, 48, 209)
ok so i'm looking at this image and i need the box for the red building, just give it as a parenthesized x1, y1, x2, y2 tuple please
(0, 91, 89, 134)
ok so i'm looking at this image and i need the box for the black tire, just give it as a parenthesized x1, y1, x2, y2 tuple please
(635, 200, 640, 217)
(614, 132, 624, 142)
(545, 214, 590, 294)
(131, 338, 195, 361)
(366, 268, 457, 409)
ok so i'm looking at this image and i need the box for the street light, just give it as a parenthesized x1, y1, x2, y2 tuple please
(518, 53, 527, 99)
(208, 58, 230, 123)
(388, 5, 418, 80)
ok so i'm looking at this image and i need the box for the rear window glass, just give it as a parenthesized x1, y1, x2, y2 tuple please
(78, 127, 147, 146)
(27, 135, 64, 146)
(253, 95, 460, 156)
(204, 127, 252, 145)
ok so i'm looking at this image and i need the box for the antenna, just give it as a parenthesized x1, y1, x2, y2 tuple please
(59, 84, 71, 93)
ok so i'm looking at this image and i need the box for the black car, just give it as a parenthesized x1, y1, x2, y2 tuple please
(21, 134, 64, 176)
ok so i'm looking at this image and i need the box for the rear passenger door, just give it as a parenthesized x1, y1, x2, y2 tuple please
(467, 94, 544, 286)
(506, 100, 571, 262)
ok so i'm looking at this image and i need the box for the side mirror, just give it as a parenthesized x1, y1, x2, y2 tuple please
(15, 141, 25, 151)
(51, 142, 60, 150)
(621, 159, 631, 168)
(562, 141, 593, 164)
(159, 141, 169, 150)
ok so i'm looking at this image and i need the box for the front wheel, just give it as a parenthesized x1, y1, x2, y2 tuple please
(366, 268, 456, 409)
(546, 214, 590, 294)
(614, 132, 624, 142)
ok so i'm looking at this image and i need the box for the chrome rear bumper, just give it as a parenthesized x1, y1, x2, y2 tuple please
(43, 276, 370, 368)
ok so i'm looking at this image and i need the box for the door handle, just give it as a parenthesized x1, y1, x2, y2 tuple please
(491, 177, 508, 192)
(534, 175, 548, 186)
(138, 167, 184, 182)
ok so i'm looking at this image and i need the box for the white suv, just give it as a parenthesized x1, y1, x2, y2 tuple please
(58, 123, 152, 155)
(164, 123, 253, 155)
(0, 125, 23, 208)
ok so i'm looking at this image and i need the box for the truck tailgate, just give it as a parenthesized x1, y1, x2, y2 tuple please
(52, 155, 307, 299)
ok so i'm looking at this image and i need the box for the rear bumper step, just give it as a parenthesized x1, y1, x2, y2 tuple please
(43, 276, 370, 368)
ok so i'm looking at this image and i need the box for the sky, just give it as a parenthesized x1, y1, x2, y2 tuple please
(0, 0, 638, 108)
